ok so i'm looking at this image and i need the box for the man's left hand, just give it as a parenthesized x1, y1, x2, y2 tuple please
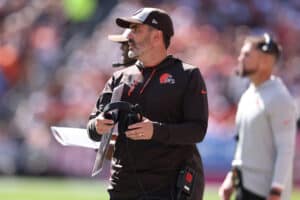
(267, 195, 281, 200)
(267, 187, 282, 200)
(125, 118, 154, 140)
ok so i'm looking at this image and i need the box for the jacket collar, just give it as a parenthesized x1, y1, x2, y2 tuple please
(135, 55, 177, 72)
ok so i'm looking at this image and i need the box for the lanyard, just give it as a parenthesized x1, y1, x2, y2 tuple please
(127, 68, 157, 96)
(139, 68, 156, 95)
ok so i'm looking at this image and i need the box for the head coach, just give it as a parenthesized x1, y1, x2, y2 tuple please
(87, 7, 209, 200)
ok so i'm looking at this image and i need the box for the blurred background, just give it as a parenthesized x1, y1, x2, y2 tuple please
(0, 0, 299, 199)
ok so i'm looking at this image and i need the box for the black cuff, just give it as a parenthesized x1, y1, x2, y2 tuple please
(152, 122, 168, 143)
(269, 188, 281, 196)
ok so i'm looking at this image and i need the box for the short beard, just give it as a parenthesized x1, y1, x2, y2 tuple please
(239, 69, 257, 77)
(128, 39, 137, 59)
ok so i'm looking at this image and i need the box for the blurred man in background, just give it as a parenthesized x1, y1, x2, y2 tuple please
(108, 28, 137, 68)
(87, 7, 208, 200)
(219, 33, 297, 200)
(103, 29, 137, 161)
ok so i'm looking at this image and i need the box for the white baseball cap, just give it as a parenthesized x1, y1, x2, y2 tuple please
(108, 29, 131, 43)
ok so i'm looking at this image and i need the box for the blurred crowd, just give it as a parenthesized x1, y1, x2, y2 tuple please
(0, 0, 299, 181)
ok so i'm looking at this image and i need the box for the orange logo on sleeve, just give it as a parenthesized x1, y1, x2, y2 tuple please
(201, 89, 207, 94)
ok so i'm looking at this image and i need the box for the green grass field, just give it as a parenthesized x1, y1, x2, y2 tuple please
(0, 177, 299, 200)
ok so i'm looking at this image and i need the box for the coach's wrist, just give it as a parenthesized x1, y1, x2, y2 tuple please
(269, 187, 282, 196)
(152, 122, 168, 142)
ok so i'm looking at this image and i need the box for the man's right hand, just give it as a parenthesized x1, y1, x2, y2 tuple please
(95, 113, 114, 135)
(218, 172, 234, 200)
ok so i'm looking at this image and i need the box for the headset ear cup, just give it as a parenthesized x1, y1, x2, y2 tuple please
(117, 111, 129, 134)
(103, 101, 143, 134)
(103, 111, 114, 120)
(261, 44, 269, 52)
(261, 33, 279, 54)
(132, 104, 143, 121)
(111, 113, 118, 122)
(103, 101, 132, 123)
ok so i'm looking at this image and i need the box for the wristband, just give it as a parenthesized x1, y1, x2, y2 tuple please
(270, 188, 281, 196)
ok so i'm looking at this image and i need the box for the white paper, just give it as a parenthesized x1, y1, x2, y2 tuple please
(51, 126, 100, 149)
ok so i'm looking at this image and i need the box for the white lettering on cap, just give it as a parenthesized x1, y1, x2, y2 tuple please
(152, 19, 158, 24)
(132, 8, 157, 22)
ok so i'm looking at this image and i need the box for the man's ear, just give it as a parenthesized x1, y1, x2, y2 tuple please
(152, 30, 163, 45)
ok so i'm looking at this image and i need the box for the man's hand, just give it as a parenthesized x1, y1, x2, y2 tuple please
(267, 187, 282, 200)
(267, 195, 281, 200)
(95, 113, 114, 135)
(218, 172, 234, 200)
(125, 117, 154, 140)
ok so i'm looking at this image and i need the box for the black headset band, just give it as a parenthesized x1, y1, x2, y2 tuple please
(103, 101, 133, 114)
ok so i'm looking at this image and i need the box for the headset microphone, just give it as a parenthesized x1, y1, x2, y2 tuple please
(112, 62, 124, 67)
(128, 50, 136, 59)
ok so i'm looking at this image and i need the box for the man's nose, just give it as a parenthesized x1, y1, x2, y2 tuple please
(128, 30, 134, 39)
(238, 54, 243, 63)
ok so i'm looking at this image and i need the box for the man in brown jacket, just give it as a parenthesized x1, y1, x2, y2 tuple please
(88, 7, 208, 200)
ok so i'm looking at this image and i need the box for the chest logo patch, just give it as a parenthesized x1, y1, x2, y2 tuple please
(159, 73, 175, 84)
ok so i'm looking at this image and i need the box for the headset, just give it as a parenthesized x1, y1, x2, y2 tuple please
(257, 33, 281, 58)
(103, 101, 142, 134)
